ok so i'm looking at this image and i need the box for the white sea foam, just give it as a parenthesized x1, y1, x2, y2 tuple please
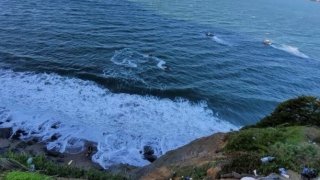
(111, 48, 145, 68)
(271, 44, 309, 59)
(0, 69, 237, 168)
(155, 58, 167, 70)
(110, 48, 167, 70)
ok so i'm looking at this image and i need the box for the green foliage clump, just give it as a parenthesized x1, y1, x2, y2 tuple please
(223, 126, 320, 174)
(4, 171, 52, 180)
(225, 127, 303, 152)
(253, 96, 320, 128)
(3, 152, 125, 180)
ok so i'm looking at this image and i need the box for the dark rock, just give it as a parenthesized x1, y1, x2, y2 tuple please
(86, 145, 97, 157)
(12, 129, 27, 140)
(50, 134, 61, 141)
(5, 118, 11, 122)
(144, 154, 157, 163)
(143, 146, 154, 155)
(51, 122, 61, 129)
(143, 146, 157, 162)
(0, 128, 12, 138)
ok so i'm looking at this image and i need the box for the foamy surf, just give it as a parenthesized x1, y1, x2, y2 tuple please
(111, 48, 167, 70)
(0, 69, 237, 168)
(271, 44, 309, 59)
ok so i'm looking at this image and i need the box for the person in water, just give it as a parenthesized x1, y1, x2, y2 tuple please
(206, 32, 215, 37)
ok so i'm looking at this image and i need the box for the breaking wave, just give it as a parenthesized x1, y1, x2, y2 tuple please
(0, 69, 237, 168)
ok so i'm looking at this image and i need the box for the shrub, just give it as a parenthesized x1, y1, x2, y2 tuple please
(253, 96, 320, 128)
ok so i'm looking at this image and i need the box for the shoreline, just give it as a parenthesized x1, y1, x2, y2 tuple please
(1, 96, 320, 179)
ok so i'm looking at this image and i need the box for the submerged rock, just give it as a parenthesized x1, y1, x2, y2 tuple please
(142, 145, 157, 163)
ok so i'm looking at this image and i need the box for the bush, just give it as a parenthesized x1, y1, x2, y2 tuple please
(224, 127, 303, 153)
(253, 96, 320, 128)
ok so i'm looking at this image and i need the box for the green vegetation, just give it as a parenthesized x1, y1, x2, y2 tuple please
(3, 171, 53, 180)
(222, 96, 320, 175)
(252, 96, 320, 128)
(225, 126, 303, 152)
(1, 152, 125, 180)
(223, 126, 320, 174)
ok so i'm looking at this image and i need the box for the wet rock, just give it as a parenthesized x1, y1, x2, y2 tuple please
(86, 145, 96, 157)
(144, 154, 157, 163)
(50, 134, 61, 141)
(0, 128, 12, 138)
(51, 122, 61, 129)
(143, 145, 157, 162)
(12, 129, 27, 139)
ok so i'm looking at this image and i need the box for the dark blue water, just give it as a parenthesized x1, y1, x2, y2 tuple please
(0, 0, 320, 167)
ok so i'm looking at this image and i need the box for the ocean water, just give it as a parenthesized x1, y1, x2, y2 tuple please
(0, 0, 320, 167)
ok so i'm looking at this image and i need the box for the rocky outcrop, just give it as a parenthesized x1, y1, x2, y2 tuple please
(132, 133, 227, 179)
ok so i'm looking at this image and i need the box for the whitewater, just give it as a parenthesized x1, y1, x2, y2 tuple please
(0, 69, 237, 168)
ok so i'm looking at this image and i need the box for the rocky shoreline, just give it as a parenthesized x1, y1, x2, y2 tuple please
(1, 96, 320, 180)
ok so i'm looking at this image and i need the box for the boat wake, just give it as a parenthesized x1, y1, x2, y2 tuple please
(212, 36, 232, 46)
(271, 44, 309, 59)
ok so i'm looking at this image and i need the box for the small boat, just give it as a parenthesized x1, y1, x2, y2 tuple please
(263, 39, 272, 45)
